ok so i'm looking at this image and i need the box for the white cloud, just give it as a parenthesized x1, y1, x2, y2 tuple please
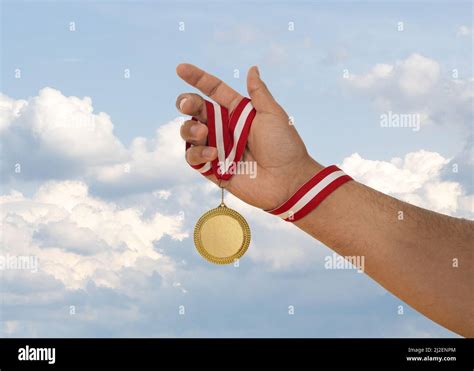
(0, 88, 191, 189)
(341, 150, 472, 217)
(348, 63, 394, 90)
(0, 180, 187, 290)
(345, 53, 473, 130)
(92, 117, 190, 186)
(347, 54, 439, 96)
(248, 235, 324, 272)
(3, 87, 127, 164)
(0, 93, 27, 132)
(345, 53, 473, 205)
(397, 54, 440, 96)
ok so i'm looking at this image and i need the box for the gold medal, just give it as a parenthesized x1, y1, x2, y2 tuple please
(194, 187, 250, 264)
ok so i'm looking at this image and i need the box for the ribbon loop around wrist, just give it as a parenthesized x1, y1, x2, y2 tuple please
(266, 165, 353, 222)
(185, 97, 256, 181)
(184, 98, 352, 223)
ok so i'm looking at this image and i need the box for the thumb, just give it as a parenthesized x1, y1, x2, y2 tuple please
(247, 66, 279, 113)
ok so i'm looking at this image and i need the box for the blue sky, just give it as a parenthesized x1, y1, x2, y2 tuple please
(0, 0, 472, 337)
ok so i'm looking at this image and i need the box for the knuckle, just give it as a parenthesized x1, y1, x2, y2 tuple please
(207, 80, 223, 98)
(189, 94, 204, 111)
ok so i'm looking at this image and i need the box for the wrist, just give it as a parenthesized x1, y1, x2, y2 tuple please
(266, 156, 322, 211)
(287, 156, 324, 195)
(268, 158, 353, 223)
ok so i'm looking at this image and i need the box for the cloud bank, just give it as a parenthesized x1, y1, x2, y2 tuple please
(0, 180, 186, 291)
(0, 88, 190, 190)
(1, 51, 471, 338)
(345, 53, 473, 130)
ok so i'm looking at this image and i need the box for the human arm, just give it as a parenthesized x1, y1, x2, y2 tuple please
(176, 63, 474, 337)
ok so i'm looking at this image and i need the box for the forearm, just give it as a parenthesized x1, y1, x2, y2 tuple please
(175, 63, 472, 336)
(295, 159, 474, 337)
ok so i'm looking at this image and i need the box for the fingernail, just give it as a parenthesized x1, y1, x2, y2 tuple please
(179, 97, 188, 111)
(255, 66, 260, 77)
(202, 147, 214, 159)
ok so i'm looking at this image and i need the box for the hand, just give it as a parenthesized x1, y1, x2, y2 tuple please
(177, 64, 473, 338)
(176, 64, 321, 210)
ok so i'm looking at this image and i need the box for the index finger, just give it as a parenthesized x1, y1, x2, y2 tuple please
(176, 63, 243, 111)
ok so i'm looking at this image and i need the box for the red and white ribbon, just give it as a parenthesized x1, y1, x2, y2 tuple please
(185, 98, 352, 222)
(185, 97, 256, 181)
(266, 165, 353, 222)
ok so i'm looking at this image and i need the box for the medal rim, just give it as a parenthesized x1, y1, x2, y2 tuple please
(194, 205, 251, 265)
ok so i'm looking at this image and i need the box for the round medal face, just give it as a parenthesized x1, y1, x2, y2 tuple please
(194, 205, 251, 264)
